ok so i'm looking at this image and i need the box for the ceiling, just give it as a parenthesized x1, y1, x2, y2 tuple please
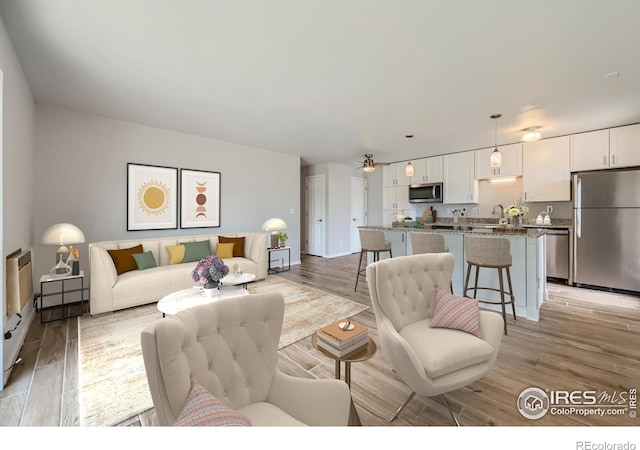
(1, 0, 639, 168)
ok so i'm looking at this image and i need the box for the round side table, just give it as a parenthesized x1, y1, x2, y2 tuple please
(312, 333, 377, 426)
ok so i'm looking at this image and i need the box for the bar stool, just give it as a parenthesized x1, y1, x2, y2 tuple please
(410, 232, 449, 254)
(410, 232, 453, 293)
(355, 229, 392, 291)
(463, 236, 516, 335)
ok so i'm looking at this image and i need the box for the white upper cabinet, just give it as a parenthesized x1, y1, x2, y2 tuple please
(383, 185, 410, 211)
(571, 129, 610, 171)
(523, 136, 571, 202)
(610, 123, 640, 169)
(572, 125, 640, 171)
(409, 156, 443, 185)
(383, 162, 412, 187)
(474, 143, 523, 179)
(444, 151, 479, 204)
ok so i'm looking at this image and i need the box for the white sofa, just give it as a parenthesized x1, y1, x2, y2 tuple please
(89, 233, 267, 315)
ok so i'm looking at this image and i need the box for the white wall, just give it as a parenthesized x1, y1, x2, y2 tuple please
(33, 104, 301, 281)
(0, 13, 35, 388)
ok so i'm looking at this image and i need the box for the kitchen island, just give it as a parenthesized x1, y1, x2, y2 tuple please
(360, 224, 547, 321)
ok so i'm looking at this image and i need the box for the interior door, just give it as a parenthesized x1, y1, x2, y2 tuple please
(350, 177, 366, 253)
(306, 175, 326, 256)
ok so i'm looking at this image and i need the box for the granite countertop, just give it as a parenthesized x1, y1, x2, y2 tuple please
(362, 224, 549, 238)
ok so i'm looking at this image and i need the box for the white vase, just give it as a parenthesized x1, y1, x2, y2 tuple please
(203, 281, 219, 297)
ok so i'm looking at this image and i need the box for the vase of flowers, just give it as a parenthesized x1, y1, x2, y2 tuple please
(504, 199, 530, 228)
(68, 246, 80, 275)
(192, 255, 229, 297)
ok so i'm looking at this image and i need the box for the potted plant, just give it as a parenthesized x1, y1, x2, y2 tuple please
(277, 232, 288, 248)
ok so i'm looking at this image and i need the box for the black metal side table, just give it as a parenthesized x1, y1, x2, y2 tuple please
(36, 271, 88, 323)
(267, 247, 291, 274)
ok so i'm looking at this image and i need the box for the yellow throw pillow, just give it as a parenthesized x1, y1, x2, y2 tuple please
(166, 244, 186, 265)
(215, 242, 235, 259)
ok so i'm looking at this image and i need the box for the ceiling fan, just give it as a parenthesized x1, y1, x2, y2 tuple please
(358, 153, 390, 173)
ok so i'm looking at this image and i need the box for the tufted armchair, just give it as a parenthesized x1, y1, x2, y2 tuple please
(366, 253, 504, 424)
(141, 291, 351, 426)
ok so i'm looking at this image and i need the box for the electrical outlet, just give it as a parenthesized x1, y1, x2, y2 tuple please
(547, 206, 553, 213)
(472, 207, 480, 213)
(445, 208, 451, 214)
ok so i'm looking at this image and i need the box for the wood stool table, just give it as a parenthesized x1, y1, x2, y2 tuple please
(312, 333, 377, 426)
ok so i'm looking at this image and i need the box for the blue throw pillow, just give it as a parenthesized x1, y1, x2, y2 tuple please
(181, 240, 212, 263)
(132, 251, 157, 270)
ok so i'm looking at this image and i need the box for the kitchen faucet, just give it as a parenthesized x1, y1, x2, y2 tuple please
(492, 204, 504, 220)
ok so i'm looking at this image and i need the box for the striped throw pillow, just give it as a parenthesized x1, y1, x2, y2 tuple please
(429, 288, 481, 338)
(174, 380, 251, 426)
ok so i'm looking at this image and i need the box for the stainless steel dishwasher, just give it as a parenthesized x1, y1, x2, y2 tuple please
(546, 229, 570, 282)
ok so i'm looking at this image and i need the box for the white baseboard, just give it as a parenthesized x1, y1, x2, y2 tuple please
(324, 251, 354, 259)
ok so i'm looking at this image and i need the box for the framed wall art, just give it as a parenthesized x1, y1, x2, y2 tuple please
(127, 163, 178, 231)
(180, 168, 221, 228)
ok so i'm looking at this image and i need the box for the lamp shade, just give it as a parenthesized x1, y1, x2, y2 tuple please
(261, 218, 287, 231)
(405, 162, 414, 177)
(40, 223, 85, 246)
(489, 148, 503, 168)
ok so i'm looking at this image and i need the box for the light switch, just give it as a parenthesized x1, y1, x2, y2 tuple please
(290, 208, 295, 215)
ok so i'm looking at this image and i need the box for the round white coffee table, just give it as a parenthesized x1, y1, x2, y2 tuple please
(157, 285, 249, 316)
(220, 272, 256, 288)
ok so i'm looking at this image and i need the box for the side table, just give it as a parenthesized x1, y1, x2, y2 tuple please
(36, 271, 88, 323)
(267, 246, 291, 274)
(311, 333, 377, 426)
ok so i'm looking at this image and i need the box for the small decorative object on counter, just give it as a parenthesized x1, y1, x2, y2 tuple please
(505, 198, 530, 228)
(277, 232, 288, 248)
(68, 246, 80, 275)
(460, 208, 468, 224)
(423, 207, 435, 224)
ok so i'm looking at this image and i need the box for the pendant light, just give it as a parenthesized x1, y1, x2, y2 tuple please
(489, 114, 502, 168)
(405, 161, 414, 176)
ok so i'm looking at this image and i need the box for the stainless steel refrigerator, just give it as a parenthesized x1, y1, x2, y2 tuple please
(573, 169, 640, 294)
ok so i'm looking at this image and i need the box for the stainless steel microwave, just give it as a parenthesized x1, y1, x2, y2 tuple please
(408, 182, 443, 203)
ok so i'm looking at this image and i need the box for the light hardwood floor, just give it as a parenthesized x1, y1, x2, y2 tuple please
(1, 253, 638, 427)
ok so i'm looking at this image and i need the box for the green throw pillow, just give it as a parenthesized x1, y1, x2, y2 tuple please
(133, 251, 157, 270)
(181, 240, 212, 263)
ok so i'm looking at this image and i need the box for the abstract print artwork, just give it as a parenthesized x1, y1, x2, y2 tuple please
(180, 169, 221, 228)
(127, 163, 178, 231)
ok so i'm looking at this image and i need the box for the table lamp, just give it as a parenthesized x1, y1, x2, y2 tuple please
(261, 218, 287, 249)
(40, 223, 85, 277)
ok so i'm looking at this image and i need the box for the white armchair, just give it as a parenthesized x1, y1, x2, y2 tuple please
(366, 253, 504, 425)
(141, 291, 351, 426)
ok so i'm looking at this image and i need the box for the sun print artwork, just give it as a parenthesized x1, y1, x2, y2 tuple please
(127, 163, 178, 230)
(180, 169, 220, 228)
(137, 179, 171, 216)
